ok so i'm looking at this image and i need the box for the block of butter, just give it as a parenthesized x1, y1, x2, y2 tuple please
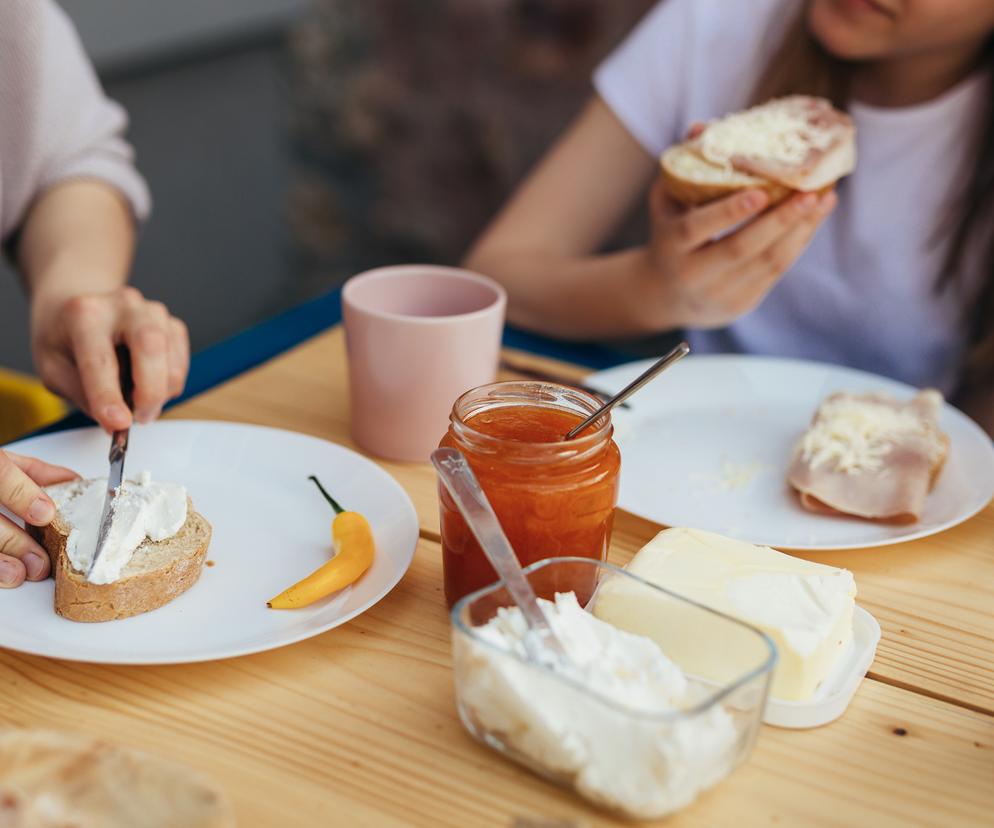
(594, 528, 856, 701)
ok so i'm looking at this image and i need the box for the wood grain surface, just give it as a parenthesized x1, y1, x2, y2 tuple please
(2, 325, 990, 827)
(178, 328, 994, 715)
(1, 537, 991, 827)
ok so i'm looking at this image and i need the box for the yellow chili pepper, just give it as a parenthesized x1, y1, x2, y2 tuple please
(267, 476, 375, 609)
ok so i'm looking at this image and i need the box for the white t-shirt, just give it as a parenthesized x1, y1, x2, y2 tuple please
(594, 0, 990, 393)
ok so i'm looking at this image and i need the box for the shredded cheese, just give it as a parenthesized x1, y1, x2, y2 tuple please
(798, 395, 941, 475)
(717, 460, 764, 492)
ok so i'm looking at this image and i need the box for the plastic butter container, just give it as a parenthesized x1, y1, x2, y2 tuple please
(763, 605, 880, 729)
(450, 557, 777, 821)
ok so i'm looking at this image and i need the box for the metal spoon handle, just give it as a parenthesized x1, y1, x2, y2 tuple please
(564, 341, 690, 440)
(431, 448, 567, 659)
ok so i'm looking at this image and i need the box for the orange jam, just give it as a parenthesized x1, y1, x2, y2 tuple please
(439, 382, 621, 607)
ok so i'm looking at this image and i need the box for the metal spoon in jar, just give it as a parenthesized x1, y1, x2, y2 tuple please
(431, 447, 570, 666)
(563, 341, 691, 440)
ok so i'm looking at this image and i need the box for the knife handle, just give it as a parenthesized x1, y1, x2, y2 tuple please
(116, 345, 134, 411)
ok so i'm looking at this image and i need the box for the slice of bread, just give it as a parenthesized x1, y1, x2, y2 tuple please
(0, 728, 234, 827)
(661, 95, 855, 206)
(29, 483, 211, 623)
(660, 145, 792, 207)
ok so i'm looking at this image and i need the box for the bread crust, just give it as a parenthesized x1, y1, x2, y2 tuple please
(28, 505, 212, 623)
(660, 152, 792, 206)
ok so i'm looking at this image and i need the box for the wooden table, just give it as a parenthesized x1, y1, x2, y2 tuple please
(2, 327, 992, 827)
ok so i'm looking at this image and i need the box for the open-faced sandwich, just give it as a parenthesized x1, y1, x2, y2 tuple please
(29, 472, 211, 622)
(787, 390, 949, 523)
(661, 95, 856, 206)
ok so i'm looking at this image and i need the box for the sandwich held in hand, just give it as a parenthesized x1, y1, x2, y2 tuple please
(661, 95, 856, 206)
(30, 472, 211, 622)
(267, 476, 375, 609)
(788, 390, 949, 523)
(595, 528, 856, 702)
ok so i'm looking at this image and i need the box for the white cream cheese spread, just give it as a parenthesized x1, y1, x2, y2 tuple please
(455, 592, 736, 819)
(699, 99, 834, 168)
(49, 472, 187, 585)
(595, 528, 855, 701)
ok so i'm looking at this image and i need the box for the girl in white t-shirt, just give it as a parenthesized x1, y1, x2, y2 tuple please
(464, 0, 994, 432)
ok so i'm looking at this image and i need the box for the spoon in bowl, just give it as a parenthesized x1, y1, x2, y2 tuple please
(431, 447, 570, 665)
(563, 341, 690, 440)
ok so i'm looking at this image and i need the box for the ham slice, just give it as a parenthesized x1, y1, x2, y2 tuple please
(787, 390, 949, 523)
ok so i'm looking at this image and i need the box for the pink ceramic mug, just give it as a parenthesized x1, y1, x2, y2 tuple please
(342, 265, 507, 461)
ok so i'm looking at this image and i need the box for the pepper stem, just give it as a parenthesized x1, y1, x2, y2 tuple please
(308, 475, 345, 514)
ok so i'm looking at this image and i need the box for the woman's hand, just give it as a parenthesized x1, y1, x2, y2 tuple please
(637, 178, 837, 330)
(463, 97, 837, 340)
(31, 286, 190, 433)
(0, 451, 77, 588)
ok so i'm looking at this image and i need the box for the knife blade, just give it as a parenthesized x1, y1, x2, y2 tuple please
(87, 347, 133, 580)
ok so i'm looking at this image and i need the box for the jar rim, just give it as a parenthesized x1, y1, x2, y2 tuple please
(449, 380, 613, 451)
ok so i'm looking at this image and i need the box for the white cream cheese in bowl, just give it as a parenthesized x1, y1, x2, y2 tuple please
(50, 472, 187, 585)
(451, 561, 775, 820)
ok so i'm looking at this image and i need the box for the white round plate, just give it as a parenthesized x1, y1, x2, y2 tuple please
(0, 420, 418, 664)
(588, 355, 994, 550)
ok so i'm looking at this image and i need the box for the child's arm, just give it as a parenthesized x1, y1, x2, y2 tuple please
(20, 180, 189, 431)
(465, 97, 836, 340)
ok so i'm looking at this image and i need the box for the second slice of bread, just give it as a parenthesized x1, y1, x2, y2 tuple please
(30, 486, 212, 623)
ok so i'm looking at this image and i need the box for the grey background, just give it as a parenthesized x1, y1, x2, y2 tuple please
(0, 0, 310, 374)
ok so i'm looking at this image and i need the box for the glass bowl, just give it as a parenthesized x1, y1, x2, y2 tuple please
(450, 557, 776, 821)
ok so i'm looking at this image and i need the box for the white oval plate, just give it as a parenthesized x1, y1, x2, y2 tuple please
(0, 420, 418, 664)
(588, 355, 994, 550)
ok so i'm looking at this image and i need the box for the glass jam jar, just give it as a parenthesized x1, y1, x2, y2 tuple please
(438, 381, 621, 607)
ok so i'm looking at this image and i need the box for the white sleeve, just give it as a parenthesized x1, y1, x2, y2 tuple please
(34, 1, 151, 221)
(594, 0, 698, 157)
(593, 0, 695, 158)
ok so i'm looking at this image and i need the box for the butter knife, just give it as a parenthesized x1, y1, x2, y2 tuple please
(87, 348, 133, 579)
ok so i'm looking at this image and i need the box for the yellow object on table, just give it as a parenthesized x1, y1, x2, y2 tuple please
(267, 476, 375, 609)
(0, 368, 67, 444)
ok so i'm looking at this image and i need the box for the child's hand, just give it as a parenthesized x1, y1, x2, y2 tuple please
(31, 287, 190, 432)
(639, 177, 837, 330)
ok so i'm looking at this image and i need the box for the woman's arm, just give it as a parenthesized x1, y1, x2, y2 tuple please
(464, 98, 660, 338)
(0, 3, 187, 432)
(465, 96, 836, 341)
(20, 180, 189, 430)
(21, 180, 134, 309)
